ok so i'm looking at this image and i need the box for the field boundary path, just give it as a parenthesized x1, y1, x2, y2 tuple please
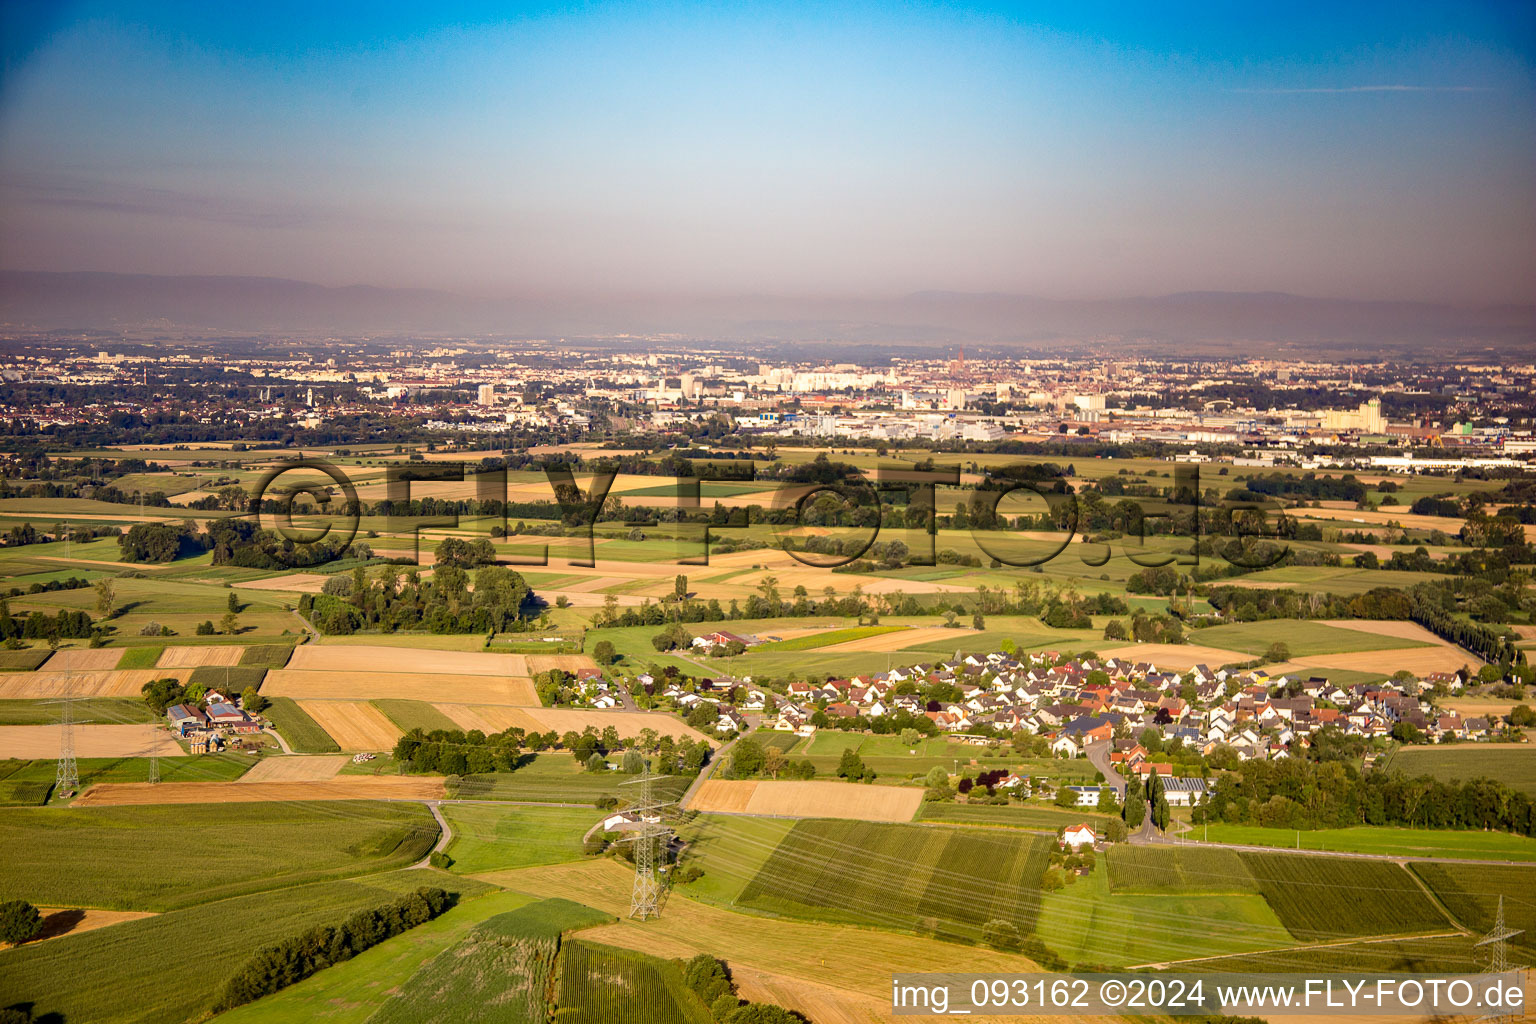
(409, 801, 453, 869)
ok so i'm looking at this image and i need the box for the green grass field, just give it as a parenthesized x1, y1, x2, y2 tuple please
(370, 899, 613, 1024)
(554, 941, 714, 1024)
(1192, 620, 1431, 658)
(240, 643, 297, 667)
(263, 696, 342, 752)
(916, 801, 1112, 830)
(0, 648, 53, 671)
(733, 819, 1052, 943)
(190, 664, 269, 691)
(1409, 862, 1536, 960)
(441, 803, 596, 874)
(1238, 852, 1450, 940)
(0, 801, 439, 910)
(373, 698, 463, 734)
(673, 814, 799, 906)
(752, 624, 906, 651)
(0, 869, 495, 1024)
(212, 889, 540, 1024)
(1, 752, 255, 799)
(1106, 844, 1260, 894)
(454, 755, 690, 804)
(0, 696, 156, 725)
(116, 645, 163, 669)
(1037, 864, 1295, 968)
(1199, 824, 1536, 861)
(1383, 745, 1536, 795)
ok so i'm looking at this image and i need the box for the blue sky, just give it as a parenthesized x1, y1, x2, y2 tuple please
(1, 1, 1532, 302)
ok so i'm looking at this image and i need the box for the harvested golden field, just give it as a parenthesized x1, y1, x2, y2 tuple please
(482, 860, 1061, 1024)
(296, 700, 402, 751)
(730, 567, 972, 596)
(237, 755, 348, 783)
(33, 907, 158, 944)
(289, 645, 529, 676)
(1096, 643, 1248, 671)
(0, 669, 187, 699)
(689, 779, 922, 822)
(42, 649, 125, 672)
(1441, 699, 1523, 718)
(155, 645, 246, 668)
(733, 967, 889, 1024)
(820, 625, 980, 652)
(72, 776, 446, 806)
(435, 703, 713, 743)
(1287, 647, 1480, 675)
(689, 778, 758, 813)
(262, 669, 540, 704)
(526, 654, 598, 674)
(234, 573, 330, 593)
(0, 724, 184, 759)
(1319, 620, 1459, 645)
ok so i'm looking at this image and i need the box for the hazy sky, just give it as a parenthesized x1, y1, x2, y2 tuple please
(1, 2, 1533, 303)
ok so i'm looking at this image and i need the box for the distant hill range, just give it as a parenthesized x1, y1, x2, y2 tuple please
(1, 270, 1531, 352)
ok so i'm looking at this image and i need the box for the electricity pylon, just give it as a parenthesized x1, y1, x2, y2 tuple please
(51, 697, 79, 795)
(1474, 896, 1525, 1024)
(617, 770, 676, 920)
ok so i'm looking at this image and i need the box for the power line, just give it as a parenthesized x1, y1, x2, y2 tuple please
(616, 769, 676, 920)
(47, 697, 79, 797)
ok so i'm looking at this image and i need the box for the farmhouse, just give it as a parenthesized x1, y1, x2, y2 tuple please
(166, 703, 208, 735)
(1061, 824, 1097, 850)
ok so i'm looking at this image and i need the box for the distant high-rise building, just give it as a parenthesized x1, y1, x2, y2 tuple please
(478, 383, 496, 406)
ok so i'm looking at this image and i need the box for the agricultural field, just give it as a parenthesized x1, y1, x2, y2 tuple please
(732, 819, 1052, 942)
(0, 870, 497, 1024)
(689, 778, 923, 821)
(1381, 744, 1536, 796)
(297, 699, 403, 751)
(1106, 845, 1261, 894)
(238, 754, 349, 782)
(750, 624, 907, 651)
(1036, 865, 1295, 968)
(439, 803, 597, 874)
(0, 696, 155, 725)
(1409, 862, 1536, 960)
(917, 801, 1114, 830)
(262, 696, 342, 752)
(71, 775, 447, 806)
(0, 801, 439, 910)
(1199, 823, 1536, 861)
(372, 697, 463, 733)
(0, 722, 183, 758)
(1237, 852, 1451, 940)
(369, 899, 614, 1024)
(453, 755, 691, 804)
(554, 941, 714, 1024)
(1190, 619, 1434, 659)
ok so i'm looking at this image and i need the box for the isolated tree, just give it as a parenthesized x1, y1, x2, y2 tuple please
(981, 918, 1021, 951)
(591, 640, 617, 666)
(239, 686, 269, 714)
(93, 578, 115, 617)
(227, 590, 240, 614)
(620, 748, 645, 774)
(219, 611, 239, 635)
(674, 574, 689, 601)
(0, 899, 42, 945)
(1265, 641, 1291, 663)
(761, 746, 788, 778)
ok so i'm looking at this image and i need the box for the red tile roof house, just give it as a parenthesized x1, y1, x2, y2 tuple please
(1060, 824, 1097, 850)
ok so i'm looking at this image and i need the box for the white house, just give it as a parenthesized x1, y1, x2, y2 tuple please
(1061, 824, 1097, 850)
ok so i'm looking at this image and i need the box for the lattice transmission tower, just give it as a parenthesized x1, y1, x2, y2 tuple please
(617, 770, 676, 920)
(54, 697, 79, 795)
(1475, 895, 1525, 1024)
